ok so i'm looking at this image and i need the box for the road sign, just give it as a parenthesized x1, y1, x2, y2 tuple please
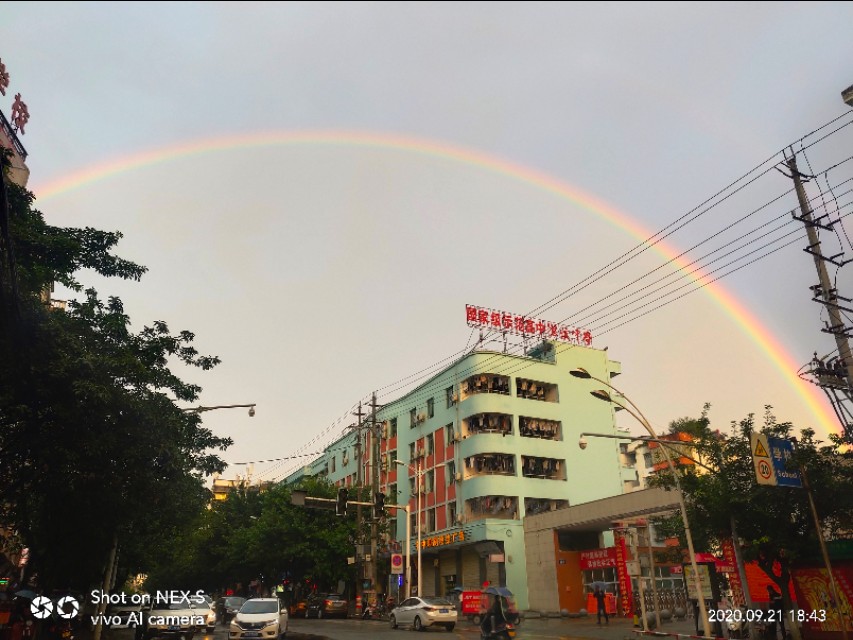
(390, 553, 404, 575)
(751, 433, 777, 486)
(767, 436, 802, 488)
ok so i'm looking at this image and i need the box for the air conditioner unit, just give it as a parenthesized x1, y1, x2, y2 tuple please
(455, 514, 464, 524)
(417, 412, 427, 423)
(455, 472, 463, 482)
(342, 455, 349, 466)
(451, 393, 459, 403)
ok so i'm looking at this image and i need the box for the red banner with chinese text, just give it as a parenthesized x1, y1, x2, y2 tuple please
(579, 547, 617, 570)
(720, 539, 745, 607)
(613, 530, 633, 617)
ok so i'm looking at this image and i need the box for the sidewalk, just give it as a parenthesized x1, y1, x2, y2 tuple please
(502, 613, 709, 640)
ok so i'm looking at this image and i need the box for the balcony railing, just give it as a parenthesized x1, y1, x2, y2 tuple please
(0, 109, 27, 160)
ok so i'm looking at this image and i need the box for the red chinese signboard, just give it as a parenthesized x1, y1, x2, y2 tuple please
(579, 547, 617, 570)
(720, 539, 745, 607)
(465, 304, 592, 346)
(612, 529, 633, 617)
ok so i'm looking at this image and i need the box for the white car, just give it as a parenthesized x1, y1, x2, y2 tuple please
(139, 599, 204, 640)
(389, 597, 457, 632)
(190, 595, 217, 633)
(229, 598, 288, 640)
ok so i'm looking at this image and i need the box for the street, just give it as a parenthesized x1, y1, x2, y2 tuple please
(103, 614, 700, 640)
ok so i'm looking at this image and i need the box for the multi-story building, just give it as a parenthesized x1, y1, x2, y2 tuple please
(620, 432, 708, 492)
(285, 339, 629, 609)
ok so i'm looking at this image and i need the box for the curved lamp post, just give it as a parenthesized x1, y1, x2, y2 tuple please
(570, 367, 712, 638)
(182, 403, 256, 416)
(394, 459, 420, 598)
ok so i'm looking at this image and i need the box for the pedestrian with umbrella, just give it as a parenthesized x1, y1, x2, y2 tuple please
(592, 584, 608, 626)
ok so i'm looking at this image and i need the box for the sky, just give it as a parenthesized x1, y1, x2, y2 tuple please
(3, 2, 853, 485)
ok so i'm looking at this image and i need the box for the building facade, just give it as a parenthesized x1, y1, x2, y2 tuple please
(285, 340, 630, 609)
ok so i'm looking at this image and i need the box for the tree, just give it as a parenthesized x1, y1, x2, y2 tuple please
(0, 175, 231, 590)
(145, 479, 361, 598)
(651, 406, 853, 632)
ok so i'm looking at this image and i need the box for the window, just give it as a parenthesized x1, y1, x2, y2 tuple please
(426, 470, 435, 493)
(447, 461, 456, 484)
(427, 397, 435, 418)
(426, 433, 434, 456)
(445, 423, 454, 442)
(515, 377, 558, 402)
(409, 476, 417, 494)
(409, 513, 416, 534)
(409, 442, 416, 462)
(427, 508, 436, 533)
(446, 386, 456, 408)
(387, 449, 396, 469)
(448, 502, 457, 525)
(410, 408, 417, 428)
(644, 452, 653, 468)
(461, 374, 510, 397)
(389, 483, 398, 501)
(330, 456, 336, 473)
(390, 418, 398, 438)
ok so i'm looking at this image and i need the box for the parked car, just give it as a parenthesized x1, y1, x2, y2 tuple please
(389, 596, 457, 632)
(217, 597, 247, 625)
(229, 598, 288, 640)
(136, 598, 202, 640)
(305, 594, 348, 619)
(287, 600, 307, 618)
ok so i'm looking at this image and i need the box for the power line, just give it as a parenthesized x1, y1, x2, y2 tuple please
(253, 110, 853, 481)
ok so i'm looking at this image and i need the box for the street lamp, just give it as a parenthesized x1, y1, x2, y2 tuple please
(570, 367, 712, 638)
(843, 83, 853, 108)
(182, 403, 256, 416)
(394, 459, 420, 598)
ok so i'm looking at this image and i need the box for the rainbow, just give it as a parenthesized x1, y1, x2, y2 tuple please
(30, 129, 838, 436)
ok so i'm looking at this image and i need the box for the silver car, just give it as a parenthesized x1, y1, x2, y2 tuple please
(389, 597, 457, 632)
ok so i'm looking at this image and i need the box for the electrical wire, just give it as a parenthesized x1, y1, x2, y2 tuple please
(251, 111, 853, 482)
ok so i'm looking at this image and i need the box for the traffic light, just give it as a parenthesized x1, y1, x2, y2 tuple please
(373, 491, 386, 519)
(335, 487, 348, 516)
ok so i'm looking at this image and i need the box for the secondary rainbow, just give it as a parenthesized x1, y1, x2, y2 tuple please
(31, 129, 838, 436)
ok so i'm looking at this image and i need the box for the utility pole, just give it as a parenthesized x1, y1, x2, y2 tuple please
(370, 392, 381, 600)
(353, 402, 365, 604)
(786, 152, 853, 438)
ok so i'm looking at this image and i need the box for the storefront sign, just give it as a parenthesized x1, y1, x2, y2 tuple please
(465, 304, 592, 346)
(683, 562, 715, 600)
(579, 547, 617, 570)
(613, 530, 633, 617)
(420, 530, 466, 549)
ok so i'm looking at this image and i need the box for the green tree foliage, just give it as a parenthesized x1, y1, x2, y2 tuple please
(145, 479, 360, 596)
(651, 405, 853, 616)
(0, 175, 230, 590)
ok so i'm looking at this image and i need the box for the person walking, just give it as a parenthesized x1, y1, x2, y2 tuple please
(594, 586, 609, 625)
(767, 586, 786, 639)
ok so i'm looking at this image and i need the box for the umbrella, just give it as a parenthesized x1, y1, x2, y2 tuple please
(15, 590, 37, 599)
(483, 586, 513, 598)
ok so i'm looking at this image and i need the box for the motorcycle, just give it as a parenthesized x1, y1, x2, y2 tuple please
(481, 622, 517, 640)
